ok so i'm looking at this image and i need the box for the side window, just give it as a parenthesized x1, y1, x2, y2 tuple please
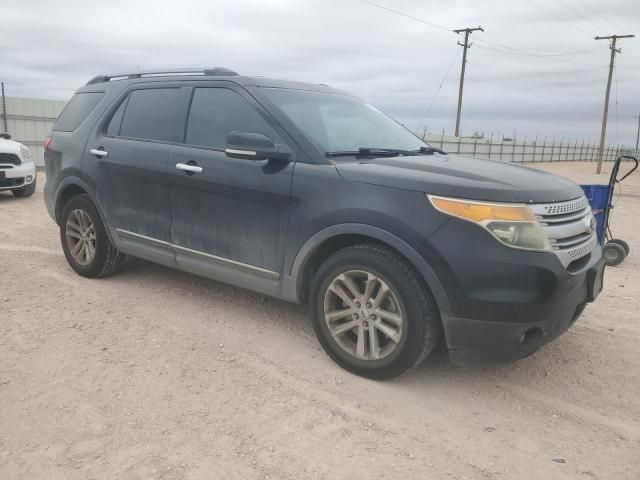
(106, 95, 129, 137)
(119, 88, 183, 142)
(53, 92, 104, 132)
(186, 88, 282, 149)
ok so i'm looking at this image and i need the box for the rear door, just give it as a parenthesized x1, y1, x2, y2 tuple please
(169, 84, 295, 292)
(85, 85, 188, 263)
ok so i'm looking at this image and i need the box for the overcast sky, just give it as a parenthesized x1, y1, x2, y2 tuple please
(1, 0, 638, 145)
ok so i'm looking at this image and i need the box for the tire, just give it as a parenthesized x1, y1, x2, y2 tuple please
(609, 238, 630, 256)
(603, 242, 626, 267)
(309, 244, 441, 380)
(12, 178, 37, 197)
(60, 194, 126, 278)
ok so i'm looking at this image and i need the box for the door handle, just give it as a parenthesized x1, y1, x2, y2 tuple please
(176, 163, 203, 174)
(90, 148, 108, 158)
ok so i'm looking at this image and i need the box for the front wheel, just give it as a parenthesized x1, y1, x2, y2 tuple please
(310, 244, 440, 380)
(60, 194, 127, 278)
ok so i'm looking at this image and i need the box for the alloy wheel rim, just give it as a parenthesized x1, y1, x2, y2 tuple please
(323, 269, 404, 361)
(65, 209, 96, 266)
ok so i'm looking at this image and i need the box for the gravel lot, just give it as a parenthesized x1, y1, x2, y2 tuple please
(1, 161, 638, 479)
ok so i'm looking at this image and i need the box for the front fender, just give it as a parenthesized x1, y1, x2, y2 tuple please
(281, 223, 452, 316)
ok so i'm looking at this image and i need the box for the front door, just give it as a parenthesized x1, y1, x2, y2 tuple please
(169, 86, 295, 293)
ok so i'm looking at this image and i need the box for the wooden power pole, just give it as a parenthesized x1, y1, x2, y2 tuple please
(594, 34, 634, 173)
(453, 26, 483, 138)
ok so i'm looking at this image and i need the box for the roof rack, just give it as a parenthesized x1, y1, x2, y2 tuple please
(86, 67, 239, 85)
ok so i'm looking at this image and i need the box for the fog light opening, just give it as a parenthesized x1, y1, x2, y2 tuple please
(520, 327, 543, 346)
(26, 175, 33, 182)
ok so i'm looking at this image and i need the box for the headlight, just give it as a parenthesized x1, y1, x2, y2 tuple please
(428, 195, 552, 252)
(19, 145, 33, 162)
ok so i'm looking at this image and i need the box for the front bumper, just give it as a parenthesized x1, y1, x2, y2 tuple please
(423, 217, 605, 366)
(0, 162, 36, 190)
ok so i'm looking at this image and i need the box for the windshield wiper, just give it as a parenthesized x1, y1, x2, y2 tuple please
(325, 146, 448, 158)
(325, 148, 412, 158)
(414, 146, 447, 155)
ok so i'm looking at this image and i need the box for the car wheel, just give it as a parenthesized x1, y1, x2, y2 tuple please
(603, 241, 626, 267)
(310, 244, 441, 379)
(60, 194, 126, 278)
(12, 178, 37, 197)
(608, 238, 630, 256)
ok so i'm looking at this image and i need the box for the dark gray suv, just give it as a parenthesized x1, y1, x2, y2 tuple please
(44, 68, 604, 379)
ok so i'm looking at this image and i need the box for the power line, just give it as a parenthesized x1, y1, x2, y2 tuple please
(415, 48, 460, 132)
(574, 0, 623, 32)
(473, 43, 605, 66)
(357, 0, 451, 33)
(469, 60, 607, 78)
(523, 0, 594, 37)
(555, 0, 607, 32)
(356, 0, 604, 62)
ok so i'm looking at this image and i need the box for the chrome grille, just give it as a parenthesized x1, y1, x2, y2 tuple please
(529, 196, 598, 268)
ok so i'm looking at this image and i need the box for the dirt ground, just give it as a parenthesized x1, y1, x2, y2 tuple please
(1, 161, 638, 480)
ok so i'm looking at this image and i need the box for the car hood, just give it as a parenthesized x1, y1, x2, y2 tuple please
(0, 139, 22, 155)
(335, 154, 584, 203)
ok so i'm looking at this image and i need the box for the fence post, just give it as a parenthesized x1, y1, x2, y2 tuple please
(551, 137, 556, 162)
(473, 135, 478, 157)
(579, 140, 584, 161)
(512, 134, 517, 162)
(558, 137, 563, 161)
(488, 132, 493, 159)
(457, 135, 461, 154)
(521, 135, 527, 162)
(440, 129, 445, 149)
(499, 136, 504, 161)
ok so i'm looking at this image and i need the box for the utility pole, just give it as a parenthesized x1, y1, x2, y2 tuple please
(453, 26, 483, 137)
(1, 82, 7, 133)
(594, 34, 634, 173)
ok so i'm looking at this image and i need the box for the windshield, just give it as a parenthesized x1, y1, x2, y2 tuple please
(261, 88, 428, 155)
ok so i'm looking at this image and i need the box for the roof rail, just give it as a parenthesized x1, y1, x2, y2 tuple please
(86, 67, 239, 85)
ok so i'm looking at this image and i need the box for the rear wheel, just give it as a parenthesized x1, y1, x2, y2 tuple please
(12, 178, 36, 197)
(310, 244, 440, 380)
(603, 241, 626, 267)
(60, 194, 126, 278)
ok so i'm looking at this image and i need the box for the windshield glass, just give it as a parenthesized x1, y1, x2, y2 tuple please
(261, 88, 428, 155)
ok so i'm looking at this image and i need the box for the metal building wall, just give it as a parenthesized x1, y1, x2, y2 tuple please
(3, 96, 68, 167)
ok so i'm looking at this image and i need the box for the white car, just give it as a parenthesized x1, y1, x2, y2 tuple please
(0, 133, 37, 197)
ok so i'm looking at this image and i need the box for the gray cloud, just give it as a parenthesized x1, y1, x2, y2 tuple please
(1, 0, 638, 144)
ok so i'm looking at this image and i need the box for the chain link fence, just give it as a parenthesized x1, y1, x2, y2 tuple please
(421, 132, 638, 163)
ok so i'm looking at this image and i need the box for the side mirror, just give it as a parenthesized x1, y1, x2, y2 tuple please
(225, 131, 290, 161)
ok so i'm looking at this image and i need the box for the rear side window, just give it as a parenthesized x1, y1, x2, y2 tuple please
(106, 95, 129, 137)
(119, 88, 183, 142)
(185, 88, 282, 149)
(53, 92, 104, 132)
